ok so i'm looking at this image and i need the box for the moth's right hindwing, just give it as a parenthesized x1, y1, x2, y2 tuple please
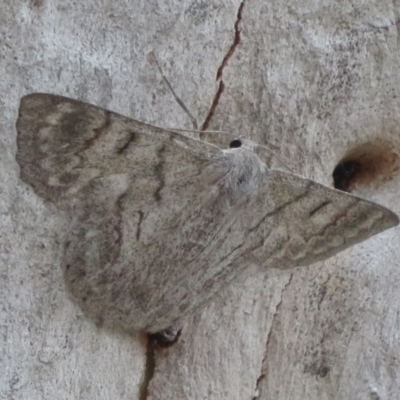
(244, 169, 399, 269)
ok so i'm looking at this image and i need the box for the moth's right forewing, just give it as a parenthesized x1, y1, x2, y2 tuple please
(245, 170, 399, 270)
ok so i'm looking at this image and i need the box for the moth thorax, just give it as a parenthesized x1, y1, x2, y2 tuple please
(220, 148, 266, 201)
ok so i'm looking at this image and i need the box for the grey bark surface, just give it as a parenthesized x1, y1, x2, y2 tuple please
(1, 1, 400, 400)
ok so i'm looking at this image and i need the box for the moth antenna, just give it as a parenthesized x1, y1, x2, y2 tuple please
(150, 52, 198, 130)
(168, 128, 234, 136)
(169, 127, 292, 172)
(149, 52, 292, 172)
(256, 143, 294, 173)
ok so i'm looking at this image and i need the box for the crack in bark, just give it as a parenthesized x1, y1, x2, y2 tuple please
(252, 273, 293, 399)
(201, 0, 246, 131)
(216, 1, 246, 81)
(139, 337, 156, 400)
(136, 210, 144, 241)
(138, 5, 249, 397)
(201, 80, 225, 131)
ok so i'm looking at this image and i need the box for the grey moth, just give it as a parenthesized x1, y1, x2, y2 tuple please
(16, 93, 399, 342)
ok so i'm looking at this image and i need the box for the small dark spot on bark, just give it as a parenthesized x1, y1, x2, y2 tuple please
(76, 269, 86, 278)
(304, 362, 330, 378)
(59, 172, 78, 184)
(136, 210, 144, 241)
(317, 284, 328, 309)
(237, 176, 246, 185)
(30, 0, 44, 7)
(317, 365, 330, 377)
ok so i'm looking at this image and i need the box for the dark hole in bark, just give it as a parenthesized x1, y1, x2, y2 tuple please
(333, 140, 399, 192)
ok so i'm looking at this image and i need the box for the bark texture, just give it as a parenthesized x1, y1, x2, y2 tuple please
(1, 1, 400, 399)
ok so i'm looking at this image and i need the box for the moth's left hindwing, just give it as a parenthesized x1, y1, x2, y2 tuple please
(16, 93, 239, 333)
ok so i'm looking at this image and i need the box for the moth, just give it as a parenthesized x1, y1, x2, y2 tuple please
(16, 93, 399, 344)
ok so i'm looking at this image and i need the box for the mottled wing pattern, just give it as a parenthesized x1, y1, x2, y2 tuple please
(136, 169, 399, 329)
(240, 169, 399, 270)
(15, 93, 399, 335)
(16, 93, 221, 211)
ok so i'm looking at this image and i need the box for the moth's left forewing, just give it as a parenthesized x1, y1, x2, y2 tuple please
(16, 93, 221, 212)
(245, 169, 399, 269)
